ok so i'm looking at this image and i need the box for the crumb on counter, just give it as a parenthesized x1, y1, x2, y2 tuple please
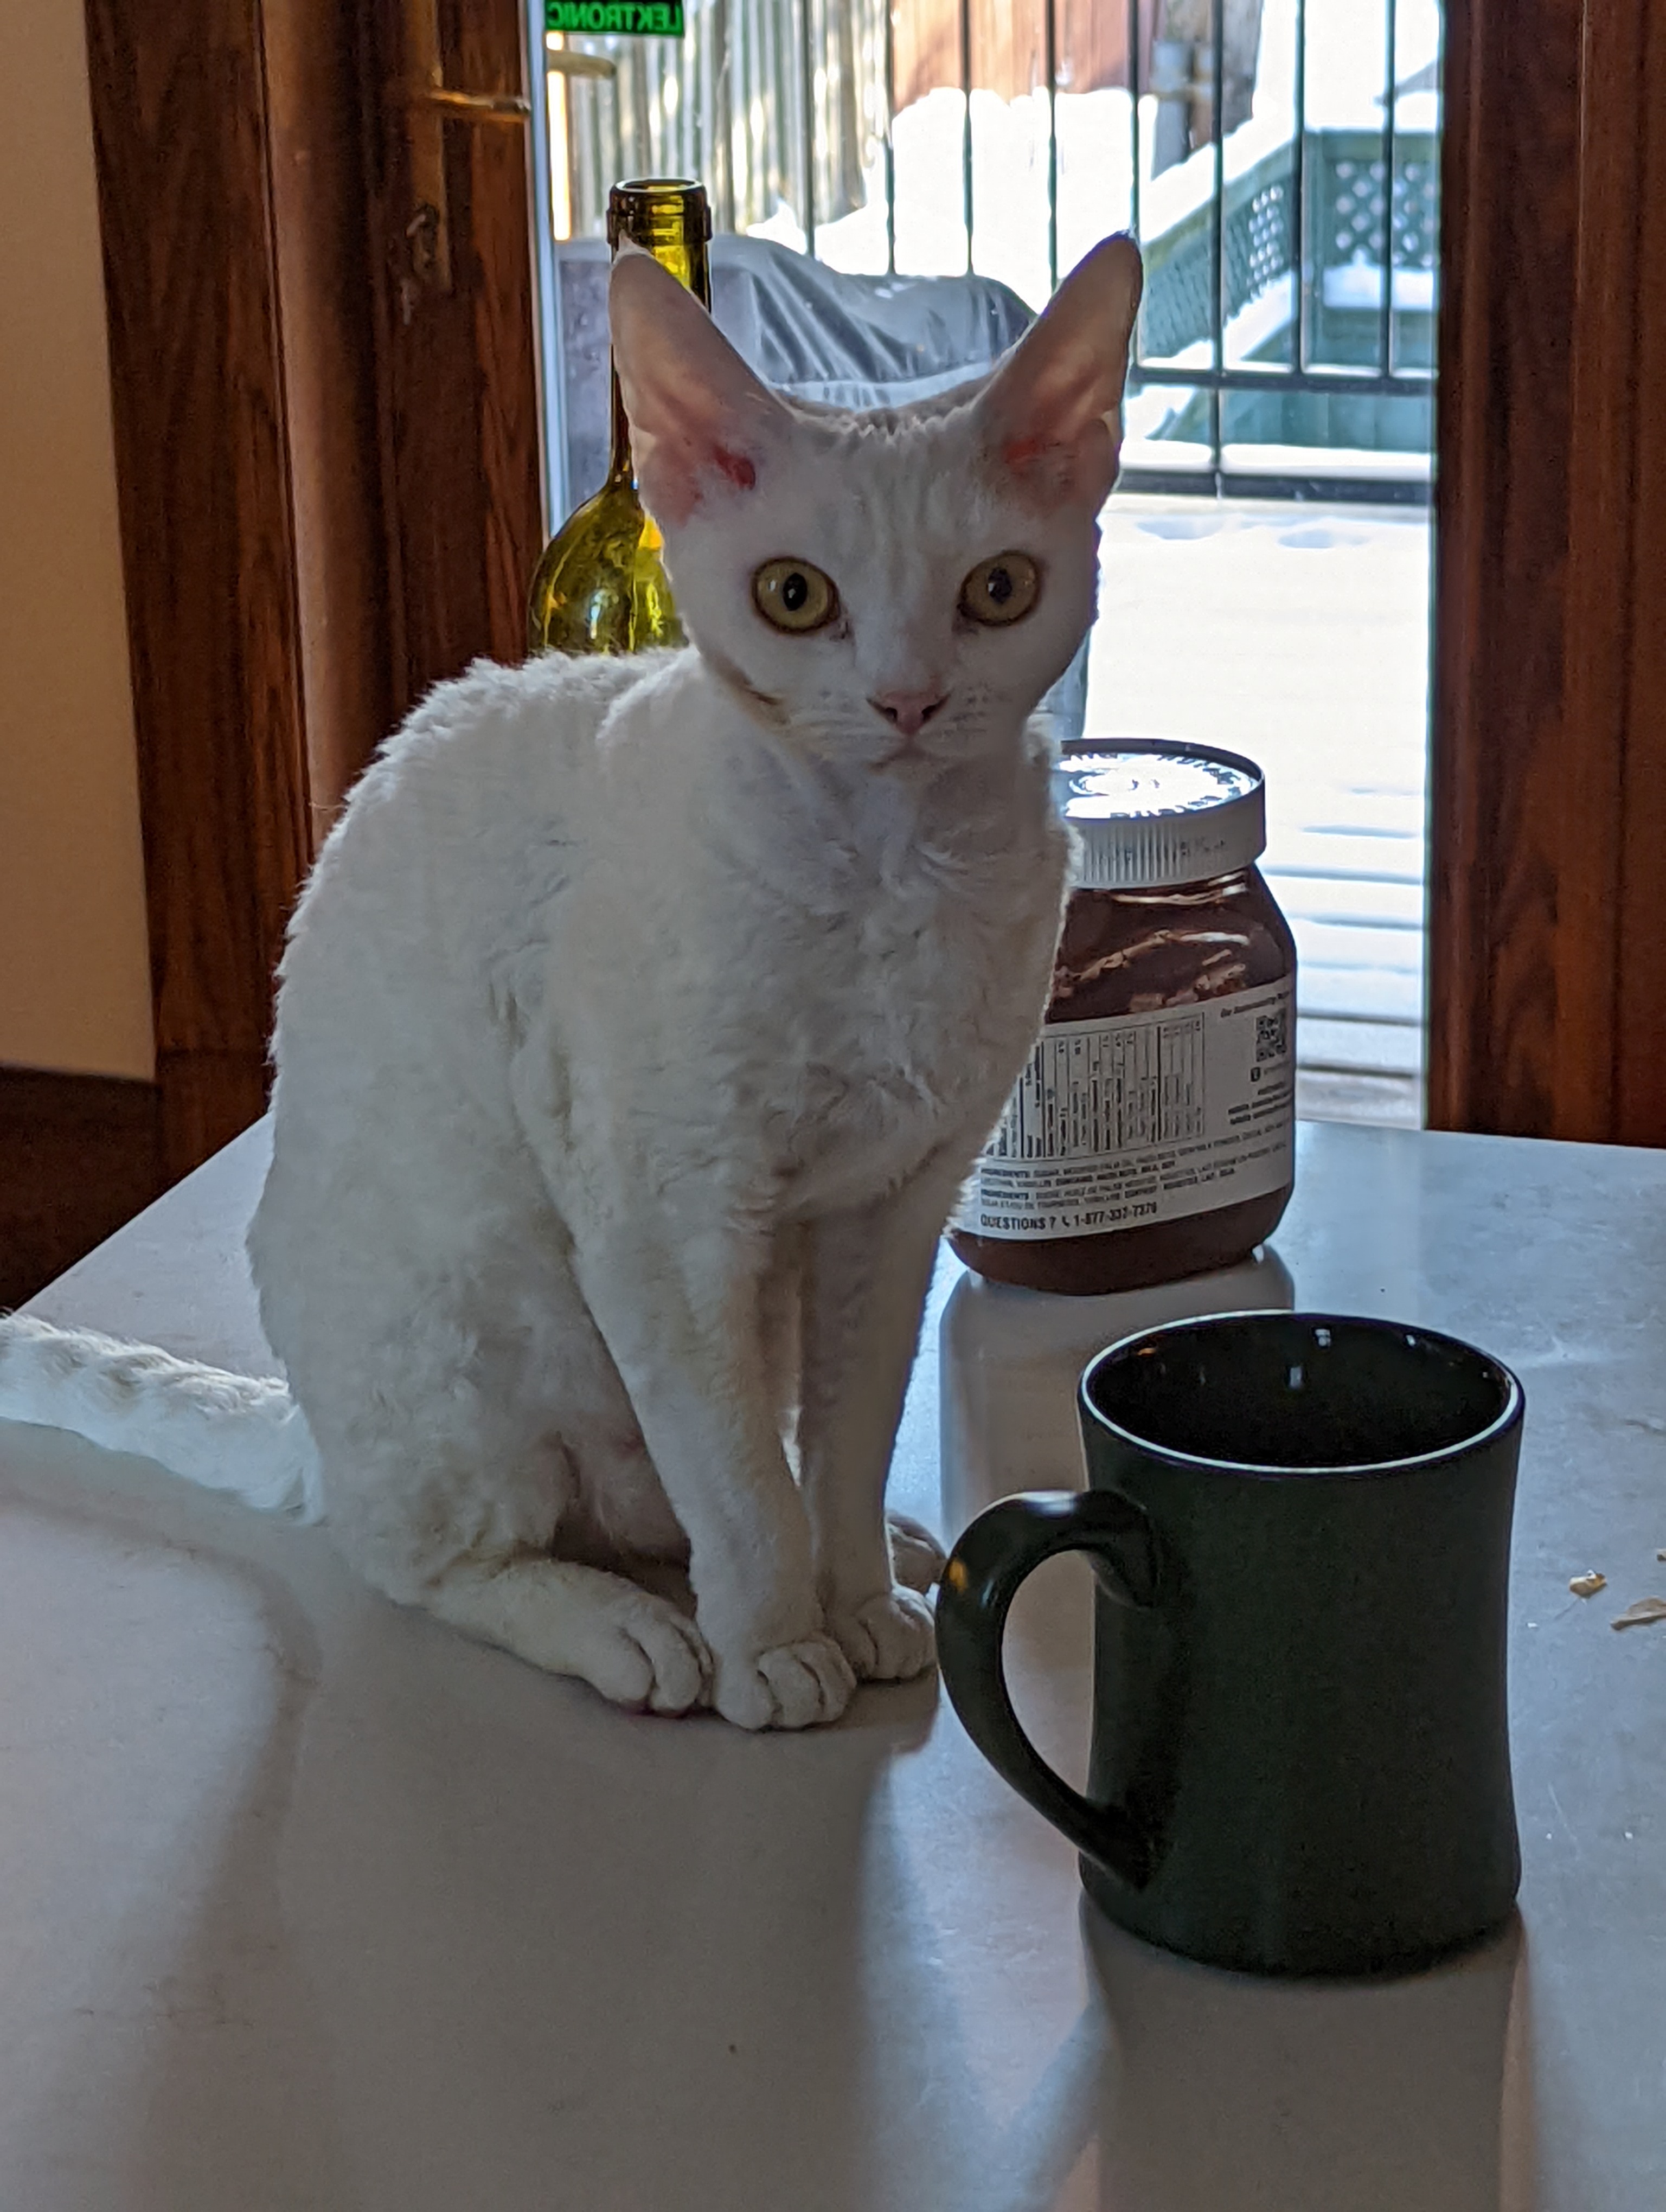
(1611, 1598, 1666, 1631)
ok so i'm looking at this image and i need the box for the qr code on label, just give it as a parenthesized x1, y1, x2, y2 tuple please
(1255, 1007, 1290, 1064)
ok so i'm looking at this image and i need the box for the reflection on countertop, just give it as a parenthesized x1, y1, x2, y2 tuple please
(939, 1244, 1297, 1532)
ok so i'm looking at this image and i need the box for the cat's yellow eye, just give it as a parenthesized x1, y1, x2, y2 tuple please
(752, 558, 840, 633)
(960, 551, 1040, 626)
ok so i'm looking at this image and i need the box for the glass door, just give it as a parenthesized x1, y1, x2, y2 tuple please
(530, 0, 1440, 1126)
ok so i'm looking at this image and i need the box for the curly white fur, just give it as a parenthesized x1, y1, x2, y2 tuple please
(0, 237, 1142, 1728)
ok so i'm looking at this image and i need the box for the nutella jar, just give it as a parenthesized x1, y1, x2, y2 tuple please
(950, 741, 1297, 1296)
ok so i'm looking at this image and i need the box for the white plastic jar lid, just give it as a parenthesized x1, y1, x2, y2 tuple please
(1052, 738, 1268, 890)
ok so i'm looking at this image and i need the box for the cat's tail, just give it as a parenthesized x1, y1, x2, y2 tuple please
(0, 1314, 320, 1518)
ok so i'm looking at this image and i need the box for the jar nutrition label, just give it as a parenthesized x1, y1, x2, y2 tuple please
(953, 979, 1295, 1242)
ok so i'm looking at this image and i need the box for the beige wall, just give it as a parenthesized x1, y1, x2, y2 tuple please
(0, 0, 153, 1081)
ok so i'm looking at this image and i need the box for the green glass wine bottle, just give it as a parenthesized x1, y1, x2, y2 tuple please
(527, 178, 713, 655)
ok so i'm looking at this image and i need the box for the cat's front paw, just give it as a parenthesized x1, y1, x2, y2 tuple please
(581, 1594, 713, 1716)
(713, 1635, 856, 1731)
(827, 1587, 937, 1682)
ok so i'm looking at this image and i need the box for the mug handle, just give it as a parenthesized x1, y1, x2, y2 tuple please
(935, 1490, 1162, 1891)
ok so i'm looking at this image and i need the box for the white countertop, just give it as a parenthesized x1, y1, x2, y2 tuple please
(3, 1118, 1664, 2210)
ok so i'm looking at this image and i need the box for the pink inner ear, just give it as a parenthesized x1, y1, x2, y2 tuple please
(997, 429, 1083, 505)
(635, 425, 760, 527)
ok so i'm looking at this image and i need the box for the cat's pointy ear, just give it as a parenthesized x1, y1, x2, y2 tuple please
(973, 234, 1143, 511)
(609, 247, 792, 526)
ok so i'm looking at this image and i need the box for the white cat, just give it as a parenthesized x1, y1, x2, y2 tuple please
(0, 235, 1141, 1728)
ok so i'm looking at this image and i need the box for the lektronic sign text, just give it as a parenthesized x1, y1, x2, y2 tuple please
(546, 1, 685, 31)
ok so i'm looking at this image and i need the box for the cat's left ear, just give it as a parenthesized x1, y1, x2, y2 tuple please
(973, 234, 1143, 512)
(609, 247, 794, 527)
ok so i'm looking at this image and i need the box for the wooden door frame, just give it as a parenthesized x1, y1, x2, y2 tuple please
(84, 0, 1666, 1185)
(357, 0, 547, 705)
(85, 0, 318, 1183)
(82, 0, 543, 1187)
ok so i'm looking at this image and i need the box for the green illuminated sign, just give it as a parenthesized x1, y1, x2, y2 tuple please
(546, 0, 685, 33)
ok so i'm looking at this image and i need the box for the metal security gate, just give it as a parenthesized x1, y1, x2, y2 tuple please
(529, 0, 1441, 505)
(1121, 0, 1438, 500)
(538, 0, 890, 254)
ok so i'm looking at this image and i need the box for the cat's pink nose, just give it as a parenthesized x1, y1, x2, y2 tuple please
(869, 689, 949, 738)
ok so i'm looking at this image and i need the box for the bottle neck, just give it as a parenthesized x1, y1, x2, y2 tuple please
(606, 181, 713, 486)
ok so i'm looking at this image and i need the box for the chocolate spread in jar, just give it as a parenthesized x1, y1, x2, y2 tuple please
(950, 742, 1297, 1296)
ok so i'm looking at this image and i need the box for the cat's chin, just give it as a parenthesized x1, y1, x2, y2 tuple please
(866, 741, 938, 776)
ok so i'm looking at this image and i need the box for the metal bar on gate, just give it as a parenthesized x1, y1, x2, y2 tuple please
(1379, 0, 1398, 374)
(1117, 463, 1430, 506)
(1133, 363, 1433, 394)
(1045, 0, 1059, 293)
(1210, 0, 1226, 473)
(1128, 0, 1142, 290)
(959, 0, 973, 272)
(611, 54, 625, 205)
(527, 1, 565, 520)
(711, 0, 736, 235)
(800, 0, 817, 254)
(1113, 467, 1427, 501)
(883, 0, 897, 273)
(1292, 0, 1308, 370)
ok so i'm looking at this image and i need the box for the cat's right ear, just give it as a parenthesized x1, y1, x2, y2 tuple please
(609, 249, 793, 528)
(972, 233, 1143, 514)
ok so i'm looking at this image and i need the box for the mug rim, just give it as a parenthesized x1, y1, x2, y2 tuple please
(1080, 1309, 1524, 1478)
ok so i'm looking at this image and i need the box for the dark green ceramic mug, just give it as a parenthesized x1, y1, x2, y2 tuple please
(935, 1311, 1525, 1978)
